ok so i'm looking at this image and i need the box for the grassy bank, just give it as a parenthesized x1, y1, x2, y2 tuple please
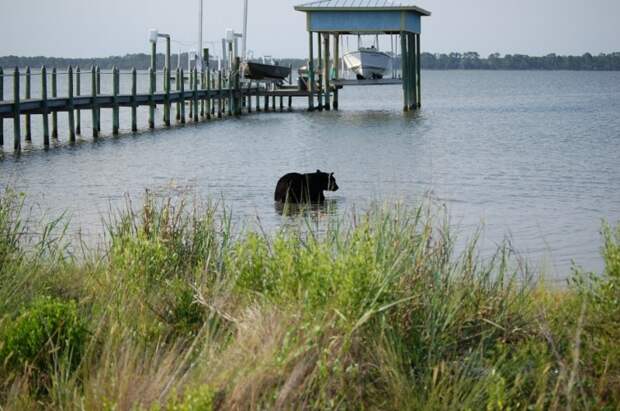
(0, 187, 619, 410)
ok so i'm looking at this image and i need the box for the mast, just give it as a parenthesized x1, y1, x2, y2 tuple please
(242, 0, 248, 61)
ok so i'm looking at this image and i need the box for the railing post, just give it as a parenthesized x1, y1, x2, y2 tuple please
(91, 66, 99, 139)
(180, 68, 186, 124)
(25, 66, 31, 141)
(41, 66, 49, 146)
(217, 70, 222, 118)
(13, 68, 21, 152)
(193, 67, 199, 122)
(131, 67, 137, 132)
(76, 66, 81, 135)
(68, 66, 76, 142)
(149, 67, 155, 129)
(112, 66, 119, 135)
(51, 67, 58, 138)
(0, 67, 4, 147)
(164, 66, 170, 127)
(96, 66, 101, 131)
(176, 67, 181, 122)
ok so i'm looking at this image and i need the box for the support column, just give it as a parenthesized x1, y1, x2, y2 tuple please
(409, 33, 417, 110)
(322, 33, 331, 111)
(333, 34, 339, 110)
(12, 68, 21, 152)
(400, 32, 409, 111)
(41, 67, 49, 146)
(307, 31, 315, 111)
(416, 33, 422, 108)
(317, 32, 323, 111)
(25, 67, 31, 141)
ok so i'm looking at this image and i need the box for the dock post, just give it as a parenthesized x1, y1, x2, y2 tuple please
(149, 67, 155, 129)
(206, 68, 212, 119)
(416, 33, 421, 108)
(211, 74, 216, 116)
(175, 67, 181, 122)
(112, 66, 119, 135)
(322, 33, 331, 111)
(409, 33, 416, 110)
(227, 72, 233, 117)
(164, 67, 171, 126)
(189, 69, 194, 119)
(51, 67, 58, 138)
(180, 68, 186, 124)
(247, 81, 252, 113)
(256, 83, 261, 112)
(0, 67, 3, 147)
(317, 32, 323, 111)
(96, 66, 101, 132)
(400, 32, 409, 111)
(307, 31, 315, 111)
(91, 66, 99, 139)
(68, 66, 76, 142)
(76, 66, 81, 135)
(279, 95, 283, 112)
(193, 68, 199, 122)
(131, 68, 137, 132)
(12, 68, 21, 152)
(333, 34, 339, 110)
(264, 87, 269, 112)
(41, 67, 49, 147)
(288, 94, 292, 111)
(217, 71, 222, 118)
(272, 94, 276, 111)
(25, 67, 31, 142)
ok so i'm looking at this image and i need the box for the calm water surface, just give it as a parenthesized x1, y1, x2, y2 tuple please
(1, 70, 620, 279)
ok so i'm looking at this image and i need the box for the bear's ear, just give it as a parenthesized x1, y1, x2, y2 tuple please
(330, 172, 334, 176)
(316, 169, 321, 173)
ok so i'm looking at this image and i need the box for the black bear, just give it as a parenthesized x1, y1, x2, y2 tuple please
(274, 170, 339, 203)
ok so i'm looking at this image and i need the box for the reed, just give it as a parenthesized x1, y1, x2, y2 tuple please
(0, 187, 618, 410)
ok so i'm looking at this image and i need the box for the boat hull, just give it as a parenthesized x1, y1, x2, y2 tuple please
(242, 62, 291, 81)
(343, 50, 391, 80)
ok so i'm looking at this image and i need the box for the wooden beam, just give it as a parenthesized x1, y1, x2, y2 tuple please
(131, 68, 138, 132)
(91, 66, 99, 139)
(112, 66, 119, 135)
(51, 67, 58, 138)
(41, 67, 49, 146)
(307, 31, 315, 111)
(76, 66, 81, 135)
(25, 66, 31, 141)
(323, 33, 331, 111)
(68, 66, 76, 142)
(13, 68, 21, 152)
(333, 34, 339, 110)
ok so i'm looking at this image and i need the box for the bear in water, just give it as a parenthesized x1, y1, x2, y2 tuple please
(274, 170, 339, 204)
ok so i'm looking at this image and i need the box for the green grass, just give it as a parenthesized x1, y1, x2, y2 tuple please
(0, 186, 619, 410)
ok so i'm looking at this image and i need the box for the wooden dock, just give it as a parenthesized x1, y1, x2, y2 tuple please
(0, 63, 319, 153)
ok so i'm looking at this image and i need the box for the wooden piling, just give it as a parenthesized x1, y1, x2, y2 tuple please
(206, 68, 211, 119)
(279, 95, 283, 112)
(13, 68, 21, 152)
(25, 67, 31, 141)
(112, 66, 119, 135)
(264, 88, 269, 112)
(416, 33, 421, 108)
(189, 69, 194, 119)
(227, 72, 233, 117)
(317, 32, 323, 111)
(400, 33, 409, 111)
(288, 95, 293, 111)
(41, 66, 49, 146)
(175, 67, 181, 122)
(131, 68, 137, 132)
(51, 67, 58, 138)
(164, 67, 171, 126)
(0, 67, 3, 147)
(192, 68, 199, 122)
(76, 67, 81, 135)
(272, 95, 276, 111)
(322, 33, 331, 111)
(67, 66, 76, 142)
(307, 31, 315, 111)
(203, 48, 209, 118)
(149, 67, 155, 129)
(96, 66, 101, 131)
(247, 82, 252, 113)
(256, 83, 261, 112)
(333, 34, 339, 110)
(180, 68, 186, 124)
(211, 74, 216, 116)
(217, 71, 223, 118)
(91, 66, 99, 138)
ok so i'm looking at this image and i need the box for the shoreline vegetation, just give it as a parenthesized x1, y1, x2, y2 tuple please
(1, 52, 620, 71)
(1, 187, 619, 409)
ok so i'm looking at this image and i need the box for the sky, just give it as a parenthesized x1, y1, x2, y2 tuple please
(1, 0, 619, 58)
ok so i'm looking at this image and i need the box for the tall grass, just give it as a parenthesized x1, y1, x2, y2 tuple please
(0, 187, 618, 410)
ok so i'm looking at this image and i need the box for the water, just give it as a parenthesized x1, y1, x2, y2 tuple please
(2, 70, 620, 279)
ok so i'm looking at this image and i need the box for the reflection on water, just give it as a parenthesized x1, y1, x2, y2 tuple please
(2, 70, 620, 279)
(275, 198, 340, 219)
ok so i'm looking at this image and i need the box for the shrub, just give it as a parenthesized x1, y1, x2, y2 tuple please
(0, 296, 87, 374)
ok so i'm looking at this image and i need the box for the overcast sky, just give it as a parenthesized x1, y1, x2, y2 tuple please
(1, 0, 619, 58)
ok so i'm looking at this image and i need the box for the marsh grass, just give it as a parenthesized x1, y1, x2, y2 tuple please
(0, 186, 619, 410)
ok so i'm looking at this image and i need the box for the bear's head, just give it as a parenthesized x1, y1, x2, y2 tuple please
(316, 170, 339, 192)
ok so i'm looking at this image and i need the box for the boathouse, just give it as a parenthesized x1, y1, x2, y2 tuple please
(294, 0, 431, 111)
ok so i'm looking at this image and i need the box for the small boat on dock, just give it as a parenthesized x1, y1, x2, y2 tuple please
(343, 46, 391, 80)
(242, 61, 291, 81)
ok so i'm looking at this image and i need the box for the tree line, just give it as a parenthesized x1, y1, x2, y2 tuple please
(1, 52, 620, 71)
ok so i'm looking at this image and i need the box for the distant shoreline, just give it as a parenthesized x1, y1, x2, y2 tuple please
(1, 52, 619, 71)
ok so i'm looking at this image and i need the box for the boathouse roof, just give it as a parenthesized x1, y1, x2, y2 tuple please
(295, 0, 430, 34)
(294, 0, 431, 16)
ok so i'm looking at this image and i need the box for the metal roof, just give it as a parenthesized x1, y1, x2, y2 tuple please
(294, 0, 431, 16)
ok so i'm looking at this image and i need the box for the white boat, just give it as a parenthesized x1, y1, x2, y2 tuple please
(343, 47, 391, 80)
